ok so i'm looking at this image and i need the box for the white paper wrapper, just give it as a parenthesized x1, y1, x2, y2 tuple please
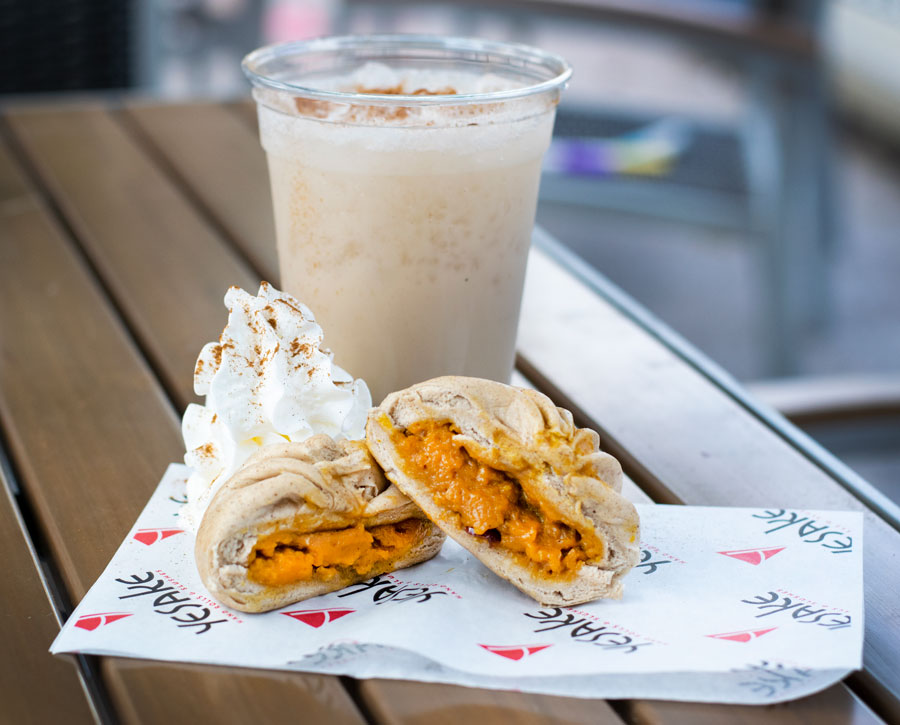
(52, 464, 863, 704)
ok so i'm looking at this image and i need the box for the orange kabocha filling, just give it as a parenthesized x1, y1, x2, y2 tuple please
(247, 519, 426, 587)
(394, 422, 603, 577)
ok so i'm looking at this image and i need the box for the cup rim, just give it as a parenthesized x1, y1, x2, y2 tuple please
(241, 34, 572, 106)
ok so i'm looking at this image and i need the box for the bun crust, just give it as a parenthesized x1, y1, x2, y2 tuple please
(195, 435, 445, 612)
(366, 376, 640, 606)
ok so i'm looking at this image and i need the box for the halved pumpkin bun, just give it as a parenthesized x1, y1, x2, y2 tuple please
(366, 377, 640, 606)
(195, 435, 444, 612)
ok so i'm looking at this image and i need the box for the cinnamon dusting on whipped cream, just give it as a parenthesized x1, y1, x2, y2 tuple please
(180, 282, 371, 531)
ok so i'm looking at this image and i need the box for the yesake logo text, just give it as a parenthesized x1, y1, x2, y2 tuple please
(751, 510, 854, 553)
(336, 573, 461, 605)
(523, 607, 660, 653)
(113, 570, 242, 634)
(636, 543, 686, 574)
(740, 589, 853, 631)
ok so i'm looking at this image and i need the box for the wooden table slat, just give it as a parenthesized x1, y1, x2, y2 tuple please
(104, 661, 365, 725)
(3, 98, 895, 723)
(358, 679, 626, 725)
(121, 101, 279, 282)
(626, 685, 883, 725)
(1, 101, 635, 725)
(518, 245, 900, 721)
(87, 100, 888, 723)
(0, 464, 96, 724)
(0, 137, 182, 596)
(0, 135, 366, 725)
(2, 92, 635, 725)
(4, 104, 264, 408)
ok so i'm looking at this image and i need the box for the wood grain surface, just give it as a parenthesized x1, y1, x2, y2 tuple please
(52, 101, 882, 723)
(0, 137, 182, 596)
(103, 661, 365, 725)
(518, 247, 900, 720)
(1, 102, 635, 725)
(0, 465, 96, 724)
(4, 104, 263, 408)
(0, 134, 364, 724)
(1, 99, 894, 724)
(625, 684, 882, 725)
(121, 101, 279, 282)
(358, 679, 625, 725)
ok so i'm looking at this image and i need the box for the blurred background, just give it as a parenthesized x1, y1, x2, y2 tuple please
(1, 0, 897, 500)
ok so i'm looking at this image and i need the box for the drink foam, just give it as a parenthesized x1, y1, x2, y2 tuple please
(320, 61, 526, 96)
(254, 63, 556, 174)
(254, 62, 557, 168)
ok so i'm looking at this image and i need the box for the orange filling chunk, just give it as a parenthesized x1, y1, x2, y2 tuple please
(394, 422, 602, 577)
(248, 519, 425, 587)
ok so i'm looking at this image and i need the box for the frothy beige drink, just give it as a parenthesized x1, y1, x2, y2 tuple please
(244, 38, 570, 402)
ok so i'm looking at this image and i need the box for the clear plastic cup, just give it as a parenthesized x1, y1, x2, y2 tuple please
(243, 35, 571, 402)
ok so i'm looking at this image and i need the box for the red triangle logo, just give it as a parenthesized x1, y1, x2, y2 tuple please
(717, 547, 785, 565)
(74, 612, 133, 631)
(479, 644, 552, 661)
(133, 528, 184, 546)
(282, 608, 355, 628)
(706, 627, 777, 643)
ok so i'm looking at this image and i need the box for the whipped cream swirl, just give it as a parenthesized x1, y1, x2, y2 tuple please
(180, 282, 371, 530)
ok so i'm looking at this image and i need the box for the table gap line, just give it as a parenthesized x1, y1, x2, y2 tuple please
(0, 430, 73, 620)
(112, 105, 274, 284)
(604, 699, 642, 725)
(0, 420, 117, 725)
(338, 677, 380, 725)
(0, 114, 187, 414)
(845, 671, 897, 725)
(0, 123, 166, 724)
